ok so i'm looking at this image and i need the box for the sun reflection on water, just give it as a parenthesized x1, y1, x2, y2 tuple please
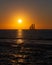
(17, 30, 24, 44)
(17, 30, 23, 38)
(17, 39, 24, 44)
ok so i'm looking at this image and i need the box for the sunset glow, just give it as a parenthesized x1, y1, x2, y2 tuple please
(18, 19, 22, 24)
(0, 0, 52, 29)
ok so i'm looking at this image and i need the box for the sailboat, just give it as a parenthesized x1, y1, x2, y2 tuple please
(29, 24, 35, 30)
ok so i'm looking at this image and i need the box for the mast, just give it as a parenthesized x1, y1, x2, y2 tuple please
(29, 24, 35, 30)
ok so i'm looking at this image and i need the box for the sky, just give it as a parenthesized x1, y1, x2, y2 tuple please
(0, 0, 52, 29)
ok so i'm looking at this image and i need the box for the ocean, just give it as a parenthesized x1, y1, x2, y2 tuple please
(0, 29, 52, 65)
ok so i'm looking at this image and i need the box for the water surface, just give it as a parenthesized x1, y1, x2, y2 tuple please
(0, 30, 52, 65)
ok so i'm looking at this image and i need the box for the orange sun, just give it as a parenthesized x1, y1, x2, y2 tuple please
(18, 19, 22, 24)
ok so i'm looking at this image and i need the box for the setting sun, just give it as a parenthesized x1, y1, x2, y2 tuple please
(18, 19, 22, 24)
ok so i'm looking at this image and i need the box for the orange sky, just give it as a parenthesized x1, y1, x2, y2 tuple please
(0, 12, 52, 29)
(0, 10, 37, 29)
(0, 0, 52, 29)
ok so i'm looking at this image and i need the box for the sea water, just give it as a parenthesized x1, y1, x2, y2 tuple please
(0, 30, 52, 65)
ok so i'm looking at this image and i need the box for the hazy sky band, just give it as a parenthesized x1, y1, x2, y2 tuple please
(0, 0, 52, 29)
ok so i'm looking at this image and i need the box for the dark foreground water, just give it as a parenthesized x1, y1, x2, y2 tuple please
(0, 30, 52, 65)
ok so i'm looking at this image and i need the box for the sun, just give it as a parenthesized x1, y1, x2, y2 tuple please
(18, 19, 22, 24)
